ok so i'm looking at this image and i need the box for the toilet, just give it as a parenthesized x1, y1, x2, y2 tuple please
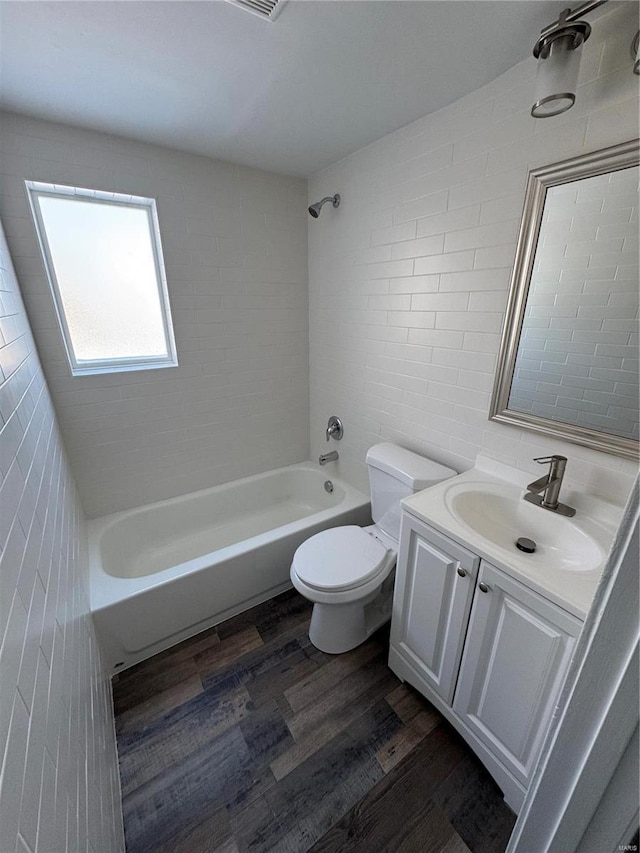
(291, 442, 456, 654)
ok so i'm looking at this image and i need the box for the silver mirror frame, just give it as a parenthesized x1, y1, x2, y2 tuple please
(489, 139, 640, 461)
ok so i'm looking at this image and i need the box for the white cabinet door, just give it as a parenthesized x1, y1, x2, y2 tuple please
(453, 560, 582, 788)
(390, 514, 479, 704)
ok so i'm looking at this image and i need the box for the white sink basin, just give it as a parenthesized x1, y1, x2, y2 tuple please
(401, 458, 623, 619)
(446, 484, 604, 573)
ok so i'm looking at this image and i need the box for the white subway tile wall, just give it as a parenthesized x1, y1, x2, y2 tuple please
(0, 223, 124, 852)
(308, 3, 639, 502)
(0, 116, 309, 517)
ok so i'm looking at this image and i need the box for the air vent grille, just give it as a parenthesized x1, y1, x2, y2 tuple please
(226, 0, 286, 21)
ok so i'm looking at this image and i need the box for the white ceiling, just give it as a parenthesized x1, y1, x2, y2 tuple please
(0, 0, 568, 177)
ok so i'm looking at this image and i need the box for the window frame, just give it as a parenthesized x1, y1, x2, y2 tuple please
(25, 181, 178, 376)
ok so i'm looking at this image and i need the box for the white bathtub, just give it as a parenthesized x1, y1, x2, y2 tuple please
(89, 462, 370, 672)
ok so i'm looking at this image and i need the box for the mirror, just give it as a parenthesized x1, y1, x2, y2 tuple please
(490, 140, 639, 460)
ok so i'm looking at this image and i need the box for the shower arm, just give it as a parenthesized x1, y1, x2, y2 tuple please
(308, 193, 341, 217)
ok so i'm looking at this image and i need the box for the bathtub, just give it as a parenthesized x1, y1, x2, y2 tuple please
(89, 462, 371, 673)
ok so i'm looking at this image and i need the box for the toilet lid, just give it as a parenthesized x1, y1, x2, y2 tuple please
(293, 526, 391, 592)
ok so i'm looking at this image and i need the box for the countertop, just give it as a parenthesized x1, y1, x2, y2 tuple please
(401, 456, 624, 620)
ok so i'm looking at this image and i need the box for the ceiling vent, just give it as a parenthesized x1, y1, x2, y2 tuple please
(225, 0, 286, 22)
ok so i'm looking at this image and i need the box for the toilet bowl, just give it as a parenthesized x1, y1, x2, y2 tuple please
(291, 443, 456, 654)
(291, 524, 397, 654)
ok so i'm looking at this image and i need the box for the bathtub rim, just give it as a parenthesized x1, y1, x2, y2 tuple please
(89, 461, 369, 613)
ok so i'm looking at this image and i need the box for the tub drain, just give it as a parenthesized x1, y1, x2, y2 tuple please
(324, 480, 334, 493)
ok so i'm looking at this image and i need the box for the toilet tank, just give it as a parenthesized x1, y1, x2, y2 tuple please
(366, 443, 456, 542)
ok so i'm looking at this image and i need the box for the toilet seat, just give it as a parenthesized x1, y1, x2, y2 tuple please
(292, 526, 390, 592)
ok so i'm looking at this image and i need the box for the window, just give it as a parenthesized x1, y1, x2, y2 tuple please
(26, 181, 178, 376)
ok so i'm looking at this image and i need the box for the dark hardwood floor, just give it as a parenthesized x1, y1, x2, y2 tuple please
(112, 590, 516, 853)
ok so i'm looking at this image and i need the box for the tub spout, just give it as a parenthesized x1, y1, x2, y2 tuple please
(319, 451, 339, 466)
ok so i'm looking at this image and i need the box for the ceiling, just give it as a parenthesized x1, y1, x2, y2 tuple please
(0, 1, 568, 177)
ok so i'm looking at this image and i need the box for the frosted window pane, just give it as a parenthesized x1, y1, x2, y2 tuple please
(37, 196, 168, 362)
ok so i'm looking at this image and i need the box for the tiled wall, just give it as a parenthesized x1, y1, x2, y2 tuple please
(0, 114, 309, 518)
(308, 3, 639, 504)
(512, 168, 639, 439)
(0, 223, 124, 851)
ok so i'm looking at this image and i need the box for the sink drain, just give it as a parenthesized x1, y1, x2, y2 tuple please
(516, 537, 537, 554)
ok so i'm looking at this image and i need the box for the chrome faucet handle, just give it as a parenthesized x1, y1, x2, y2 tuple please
(325, 416, 343, 442)
(529, 457, 555, 492)
(525, 454, 575, 517)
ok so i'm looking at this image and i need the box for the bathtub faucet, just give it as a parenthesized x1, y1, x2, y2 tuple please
(319, 451, 339, 466)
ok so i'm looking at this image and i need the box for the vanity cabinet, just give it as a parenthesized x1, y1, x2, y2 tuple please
(389, 514, 582, 811)
(389, 513, 479, 704)
(452, 560, 581, 789)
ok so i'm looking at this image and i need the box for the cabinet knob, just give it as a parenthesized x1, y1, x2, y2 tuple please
(457, 567, 468, 578)
(479, 582, 491, 593)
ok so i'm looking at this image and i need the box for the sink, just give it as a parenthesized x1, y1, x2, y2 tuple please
(444, 482, 605, 573)
(401, 457, 622, 618)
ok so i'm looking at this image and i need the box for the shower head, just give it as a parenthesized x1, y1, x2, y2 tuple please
(308, 194, 340, 218)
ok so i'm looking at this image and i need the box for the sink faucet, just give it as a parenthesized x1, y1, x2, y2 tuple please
(524, 455, 576, 517)
(319, 451, 339, 466)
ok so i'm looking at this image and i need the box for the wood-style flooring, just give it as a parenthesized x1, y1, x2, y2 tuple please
(112, 590, 516, 853)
